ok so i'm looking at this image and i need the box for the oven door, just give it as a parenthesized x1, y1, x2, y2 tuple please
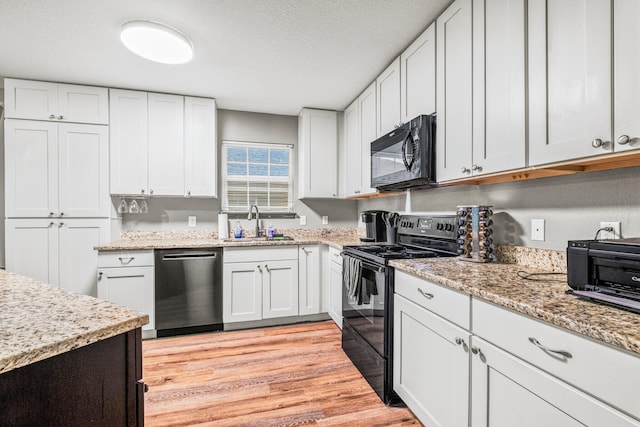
(342, 254, 387, 356)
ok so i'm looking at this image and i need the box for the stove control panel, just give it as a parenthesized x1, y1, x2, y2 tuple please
(398, 215, 458, 239)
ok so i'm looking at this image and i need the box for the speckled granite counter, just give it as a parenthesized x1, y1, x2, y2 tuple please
(390, 256, 640, 356)
(95, 227, 366, 251)
(0, 270, 148, 374)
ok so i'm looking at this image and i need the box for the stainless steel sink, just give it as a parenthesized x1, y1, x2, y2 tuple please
(222, 236, 294, 243)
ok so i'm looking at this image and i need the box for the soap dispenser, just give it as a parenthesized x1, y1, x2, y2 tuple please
(234, 221, 243, 238)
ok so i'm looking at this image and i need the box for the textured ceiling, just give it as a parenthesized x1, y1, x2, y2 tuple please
(0, 0, 452, 115)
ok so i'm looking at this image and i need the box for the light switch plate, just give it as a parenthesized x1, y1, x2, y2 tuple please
(188, 216, 197, 227)
(299, 215, 307, 226)
(531, 219, 545, 241)
(322, 216, 329, 225)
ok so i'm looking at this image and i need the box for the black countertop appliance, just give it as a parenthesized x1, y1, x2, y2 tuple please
(361, 210, 389, 242)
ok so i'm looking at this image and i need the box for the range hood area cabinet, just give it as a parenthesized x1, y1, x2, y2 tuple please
(109, 89, 217, 197)
(297, 108, 338, 199)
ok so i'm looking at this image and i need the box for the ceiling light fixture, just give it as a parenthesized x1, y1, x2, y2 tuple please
(120, 20, 194, 64)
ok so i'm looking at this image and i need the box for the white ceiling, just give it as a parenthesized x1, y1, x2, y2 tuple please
(0, 0, 452, 116)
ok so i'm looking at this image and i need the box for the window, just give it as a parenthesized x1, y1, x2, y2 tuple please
(222, 141, 294, 213)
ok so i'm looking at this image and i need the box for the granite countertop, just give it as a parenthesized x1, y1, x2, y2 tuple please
(390, 257, 640, 356)
(0, 270, 148, 374)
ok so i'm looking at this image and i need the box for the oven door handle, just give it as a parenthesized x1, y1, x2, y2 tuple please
(342, 252, 386, 273)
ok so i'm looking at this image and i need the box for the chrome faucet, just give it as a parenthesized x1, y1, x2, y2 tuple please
(248, 205, 260, 237)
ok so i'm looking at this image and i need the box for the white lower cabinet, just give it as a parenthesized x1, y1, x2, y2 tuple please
(298, 245, 321, 315)
(223, 246, 299, 323)
(6, 218, 109, 297)
(97, 250, 155, 334)
(326, 246, 343, 328)
(394, 271, 640, 426)
(470, 336, 638, 427)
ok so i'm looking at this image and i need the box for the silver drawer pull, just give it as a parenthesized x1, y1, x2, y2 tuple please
(417, 288, 434, 299)
(528, 337, 572, 359)
(118, 257, 135, 265)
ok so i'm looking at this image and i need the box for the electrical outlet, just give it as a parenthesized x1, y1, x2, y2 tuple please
(299, 215, 307, 226)
(188, 216, 197, 227)
(531, 219, 545, 241)
(322, 216, 329, 225)
(600, 221, 621, 239)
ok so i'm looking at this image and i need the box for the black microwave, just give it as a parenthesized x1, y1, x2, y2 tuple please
(370, 114, 436, 192)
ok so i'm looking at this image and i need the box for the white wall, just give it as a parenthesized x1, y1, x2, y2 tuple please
(359, 166, 640, 251)
(121, 109, 358, 232)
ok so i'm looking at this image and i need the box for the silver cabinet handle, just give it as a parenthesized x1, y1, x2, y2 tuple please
(186, 190, 191, 196)
(417, 288, 434, 299)
(141, 189, 145, 194)
(58, 115, 64, 120)
(58, 222, 65, 227)
(455, 337, 464, 345)
(591, 138, 604, 148)
(472, 164, 482, 172)
(301, 247, 310, 254)
(59, 212, 64, 216)
(257, 265, 262, 273)
(461, 167, 471, 174)
(150, 189, 154, 195)
(98, 272, 103, 281)
(528, 337, 572, 359)
(617, 135, 631, 145)
(49, 221, 55, 227)
(118, 257, 135, 265)
(49, 114, 56, 119)
(49, 212, 55, 216)
(265, 264, 270, 273)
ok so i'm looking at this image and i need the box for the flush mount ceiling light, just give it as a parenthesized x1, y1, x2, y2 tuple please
(120, 20, 193, 64)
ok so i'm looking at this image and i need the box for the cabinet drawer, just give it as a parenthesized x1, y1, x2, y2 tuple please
(97, 250, 154, 268)
(328, 246, 342, 266)
(224, 246, 298, 263)
(395, 271, 470, 329)
(473, 298, 640, 420)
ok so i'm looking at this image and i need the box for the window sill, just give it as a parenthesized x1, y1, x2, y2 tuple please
(224, 212, 298, 219)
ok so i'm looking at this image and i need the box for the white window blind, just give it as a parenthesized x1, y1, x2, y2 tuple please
(222, 141, 294, 213)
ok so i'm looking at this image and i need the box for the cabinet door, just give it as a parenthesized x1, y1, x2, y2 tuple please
(472, 0, 526, 175)
(436, 0, 473, 182)
(529, 0, 612, 165)
(109, 89, 148, 195)
(359, 82, 377, 195)
(298, 245, 321, 315)
(57, 84, 109, 125)
(4, 120, 58, 217)
(328, 258, 343, 328)
(343, 99, 361, 197)
(471, 337, 639, 427)
(223, 262, 262, 323)
(263, 259, 299, 319)
(5, 219, 58, 285)
(148, 93, 185, 196)
(614, 0, 640, 153)
(58, 124, 109, 217)
(58, 219, 109, 297)
(400, 23, 436, 123)
(184, 97, 217, 197)
(4, 79, 58, 121)
(376, 58, 401, 137)
(394, 294, 470, 427)
(297, 109, 338, 198)
(98, 266, 155, 331)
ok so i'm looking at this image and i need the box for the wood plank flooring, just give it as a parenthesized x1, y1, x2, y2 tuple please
(142, 320, 422, 426)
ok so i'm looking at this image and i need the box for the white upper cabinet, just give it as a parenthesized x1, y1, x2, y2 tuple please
(436, 0, 473, 182)
(4, 78, 108, 125)
(184, 97, 217, 197)
(528, 0, 612, 165)
(109, 89, 149, 195)
(472, 0, 526, 175)
(147, 93, 185, 196)
(359, 82, 377, 195)
(343, 98, 361, 197)
(376, 58, 401, 137)
(400, 23, 436, 123)
(110, 89, 217, 197)
(5, 119, 109, 218)
(614, 0, 640, 153)
(298, 108, 338, 199)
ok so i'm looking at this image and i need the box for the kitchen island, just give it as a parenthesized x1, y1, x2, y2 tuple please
(0, 269, 148, 426)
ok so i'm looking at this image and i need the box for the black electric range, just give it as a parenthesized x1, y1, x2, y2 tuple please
(341, 214, 458, 406)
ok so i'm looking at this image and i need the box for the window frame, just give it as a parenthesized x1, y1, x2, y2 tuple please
(221, 140, 294, 213)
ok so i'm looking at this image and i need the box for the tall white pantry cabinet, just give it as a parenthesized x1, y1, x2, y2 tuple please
(4, 78, 110, 297)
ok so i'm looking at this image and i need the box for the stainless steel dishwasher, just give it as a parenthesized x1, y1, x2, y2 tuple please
(154, 248, 223, 337)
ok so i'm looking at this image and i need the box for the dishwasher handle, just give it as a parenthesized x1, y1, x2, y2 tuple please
(162, 251, 219, 261)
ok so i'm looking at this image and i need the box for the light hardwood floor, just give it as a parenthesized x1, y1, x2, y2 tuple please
(143, 320, 421, 426)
